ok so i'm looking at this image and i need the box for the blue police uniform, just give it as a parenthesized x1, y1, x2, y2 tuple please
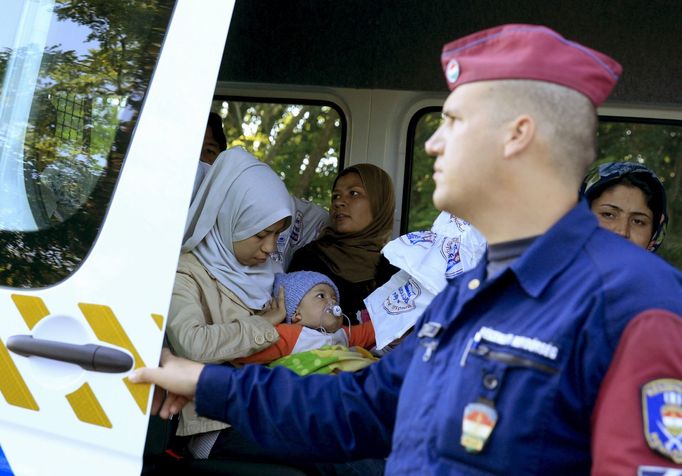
(195, 201, 682, 475)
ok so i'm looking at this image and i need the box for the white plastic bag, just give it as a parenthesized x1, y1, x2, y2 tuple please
(365, 212, 486, 349)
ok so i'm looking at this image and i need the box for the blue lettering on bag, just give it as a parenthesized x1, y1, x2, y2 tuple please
(382, 278, 422, 315)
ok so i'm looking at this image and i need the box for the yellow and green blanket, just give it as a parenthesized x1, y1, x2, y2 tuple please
(267, 345, 377, 376)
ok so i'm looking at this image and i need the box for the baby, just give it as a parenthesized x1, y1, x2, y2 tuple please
(235, 271, 375, 364)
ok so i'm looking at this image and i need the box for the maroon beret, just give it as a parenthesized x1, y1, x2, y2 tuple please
(441, 24, 622, 107)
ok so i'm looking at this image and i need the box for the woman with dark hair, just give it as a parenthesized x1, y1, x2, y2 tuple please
(288, 163, 398, 322)
(581, 161, 668, 251)
(202, 112, 228, 164)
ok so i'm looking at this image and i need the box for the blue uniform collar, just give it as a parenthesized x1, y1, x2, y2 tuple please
(505, 199, 599, 298)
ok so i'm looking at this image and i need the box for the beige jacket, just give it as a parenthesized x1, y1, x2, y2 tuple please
(166, 252, 279, 436)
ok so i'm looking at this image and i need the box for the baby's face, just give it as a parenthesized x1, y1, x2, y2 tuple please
(294, 283, 342, 332)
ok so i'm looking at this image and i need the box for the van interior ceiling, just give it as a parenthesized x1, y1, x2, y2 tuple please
(220, 0, 681, 106)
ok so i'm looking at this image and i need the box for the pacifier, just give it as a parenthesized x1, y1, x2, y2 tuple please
(325, 304, 343, 317)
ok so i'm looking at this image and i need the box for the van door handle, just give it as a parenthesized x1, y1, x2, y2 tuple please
(7, 335, 134, 373)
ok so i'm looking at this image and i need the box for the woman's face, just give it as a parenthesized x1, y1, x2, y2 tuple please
(331, 172, 373, 234)
(590, 184, 655, 249)
(233, 218, 289, 266)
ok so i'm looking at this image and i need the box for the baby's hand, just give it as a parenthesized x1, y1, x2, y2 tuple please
(260, 286, 286, 325)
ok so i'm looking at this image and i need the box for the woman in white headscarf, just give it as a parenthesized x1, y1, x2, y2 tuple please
(166, 147, 292, 454)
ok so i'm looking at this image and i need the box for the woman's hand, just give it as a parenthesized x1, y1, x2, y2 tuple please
(259, 286, 286, 325)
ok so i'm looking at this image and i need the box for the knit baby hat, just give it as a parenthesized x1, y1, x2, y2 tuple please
(273, 271, 340, 323)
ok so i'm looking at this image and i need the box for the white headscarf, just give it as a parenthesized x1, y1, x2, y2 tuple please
(191, 161, 211, 201)
(182, 147, 293, 309)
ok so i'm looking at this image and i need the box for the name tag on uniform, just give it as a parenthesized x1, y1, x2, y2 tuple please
(417, 322, 442, 338)
(418, 322, 443, 361)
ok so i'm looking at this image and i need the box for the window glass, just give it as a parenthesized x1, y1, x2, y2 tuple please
(404, 110, 682, 269)
(0, 0, 175, 288)
(211, 98, 345, 208)
(402, 108, 440, 233)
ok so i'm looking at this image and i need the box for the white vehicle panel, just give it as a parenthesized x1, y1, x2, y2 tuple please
(0, 1, 235, 474)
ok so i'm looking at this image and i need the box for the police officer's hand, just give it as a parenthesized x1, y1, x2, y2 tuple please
(130, 348, 204, 419)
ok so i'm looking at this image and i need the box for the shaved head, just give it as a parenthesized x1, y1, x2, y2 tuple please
(486, 80, 597, 186)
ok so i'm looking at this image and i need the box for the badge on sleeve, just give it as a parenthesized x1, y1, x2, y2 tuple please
(461, 401, 498, 453)
(642, 379, 682, 464)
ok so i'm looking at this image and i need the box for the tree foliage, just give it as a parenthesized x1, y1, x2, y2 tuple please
(214, 99, 343, 208)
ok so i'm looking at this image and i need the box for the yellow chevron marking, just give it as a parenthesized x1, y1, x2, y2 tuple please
(0, 339, 39, 411)
(66, 383, 112, 428)
(78, 303, 150, 414)
(11, 294, 49, 330)
(151, 313, 164, 331)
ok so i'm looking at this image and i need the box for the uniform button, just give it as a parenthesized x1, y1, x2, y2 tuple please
(483, 374, 499, 390)
(468, 279, 480, 290)
(265, 331, 276, 342)
(255, 334, 265, 345)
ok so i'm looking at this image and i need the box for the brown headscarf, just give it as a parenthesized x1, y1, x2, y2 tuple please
(308, 163, 395, 283)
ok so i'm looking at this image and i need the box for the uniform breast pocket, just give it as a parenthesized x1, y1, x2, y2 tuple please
(433, 341, 560, 474)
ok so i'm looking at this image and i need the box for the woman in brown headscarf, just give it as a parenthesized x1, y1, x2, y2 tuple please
(288, 163, 397, 322)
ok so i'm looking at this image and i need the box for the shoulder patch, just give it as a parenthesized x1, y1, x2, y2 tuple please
(642, 379, 682, 464)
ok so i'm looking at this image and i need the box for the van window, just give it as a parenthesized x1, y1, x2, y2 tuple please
(0, 1, 175, 288)
(402, 107, 440, 233)
(211, 98, 346, 208)
(404, 109, 682, 268)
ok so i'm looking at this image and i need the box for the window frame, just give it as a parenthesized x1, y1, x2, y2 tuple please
(401, 105, 441, 235)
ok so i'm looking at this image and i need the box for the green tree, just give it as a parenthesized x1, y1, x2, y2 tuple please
(216, 100, 343, 208)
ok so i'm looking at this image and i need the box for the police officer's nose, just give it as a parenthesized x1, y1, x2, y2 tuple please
(425, 126, 444, 157)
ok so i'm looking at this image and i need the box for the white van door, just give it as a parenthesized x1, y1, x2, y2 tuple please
(0, 1, 235, 474)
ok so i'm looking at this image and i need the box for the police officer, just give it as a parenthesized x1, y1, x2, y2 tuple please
(133, 24, 682, 475)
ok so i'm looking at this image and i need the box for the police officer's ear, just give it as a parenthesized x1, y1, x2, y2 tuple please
(503, 114, 536, 159)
